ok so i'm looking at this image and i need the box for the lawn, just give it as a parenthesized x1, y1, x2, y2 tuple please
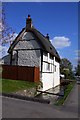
(0, 79, 37, 93)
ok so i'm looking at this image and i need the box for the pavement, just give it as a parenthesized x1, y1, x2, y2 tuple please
(58, 83, 78, 116)
(1, 83, 79, 118)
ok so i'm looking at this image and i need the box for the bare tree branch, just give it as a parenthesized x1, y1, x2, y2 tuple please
(0, 4, 15, 45)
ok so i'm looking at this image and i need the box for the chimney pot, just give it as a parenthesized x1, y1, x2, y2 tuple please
(26, 14, 32, 30)
(46, 33, 49, 40)
(28, 14, 31, 19)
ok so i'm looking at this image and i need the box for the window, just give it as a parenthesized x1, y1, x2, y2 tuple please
(50, 54, 53, 59)
(54, 65, 56, 72)
(51, 64, 52, 72)
(47, 63, 50, 71)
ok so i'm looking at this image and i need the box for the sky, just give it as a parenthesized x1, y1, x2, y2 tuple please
(1, 2, 78, 69)
(1, 0, 79, 2)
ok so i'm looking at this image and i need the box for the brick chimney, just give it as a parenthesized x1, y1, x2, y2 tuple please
(26, 15, 32, 30)
(46, 33, 49, 40)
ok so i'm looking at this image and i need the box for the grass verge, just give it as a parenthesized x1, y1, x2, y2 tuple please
(0, 78, 2, 93)
(55, 81, 76, 106)
(0, 79, 37, 93)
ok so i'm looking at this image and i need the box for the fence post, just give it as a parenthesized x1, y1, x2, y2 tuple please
(34, 67, 40, 82)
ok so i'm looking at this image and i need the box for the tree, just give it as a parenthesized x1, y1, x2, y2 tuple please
(75, 63, 80, 76)
(60, 58, 74, 79)
(0, 4, 15, 45)
(0, 4, 17, 58)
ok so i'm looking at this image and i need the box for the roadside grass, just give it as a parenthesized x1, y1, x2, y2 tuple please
(1, 79, 37, 93)
(55, 81, 76, 106)
(0, 78, 2, 92)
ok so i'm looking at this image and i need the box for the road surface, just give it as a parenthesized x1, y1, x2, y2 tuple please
(1, 83, 79, 118)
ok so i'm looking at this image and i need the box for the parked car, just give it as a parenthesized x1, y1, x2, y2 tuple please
(60, 74, 65, 79)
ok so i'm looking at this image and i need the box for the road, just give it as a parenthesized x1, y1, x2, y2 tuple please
(1, 83, 79, 118)
(0, 95, 2, 120)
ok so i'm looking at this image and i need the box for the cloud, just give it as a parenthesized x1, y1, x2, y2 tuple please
(52, 36, 71, 49)
(75, 50, 80, 57)
(74, 57, 80, 62)
(74, 50, 80, 63)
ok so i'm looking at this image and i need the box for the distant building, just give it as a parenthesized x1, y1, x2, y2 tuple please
(0, 55, 10, 65)
(0, 59, 4, 65)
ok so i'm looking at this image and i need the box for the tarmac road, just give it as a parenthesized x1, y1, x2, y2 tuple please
(0, 95, 2, 120)
(2, 96, 77, 118)
(1, 83, 79, 118)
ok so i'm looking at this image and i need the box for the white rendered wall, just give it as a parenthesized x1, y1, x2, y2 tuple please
(42, 73, 54, 91)
(53, 57, 60, 87)
(42, 53, 54, 91)
(41, 53, 60, 91)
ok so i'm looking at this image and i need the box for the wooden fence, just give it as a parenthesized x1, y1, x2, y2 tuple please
(2, 65, 40, 82)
